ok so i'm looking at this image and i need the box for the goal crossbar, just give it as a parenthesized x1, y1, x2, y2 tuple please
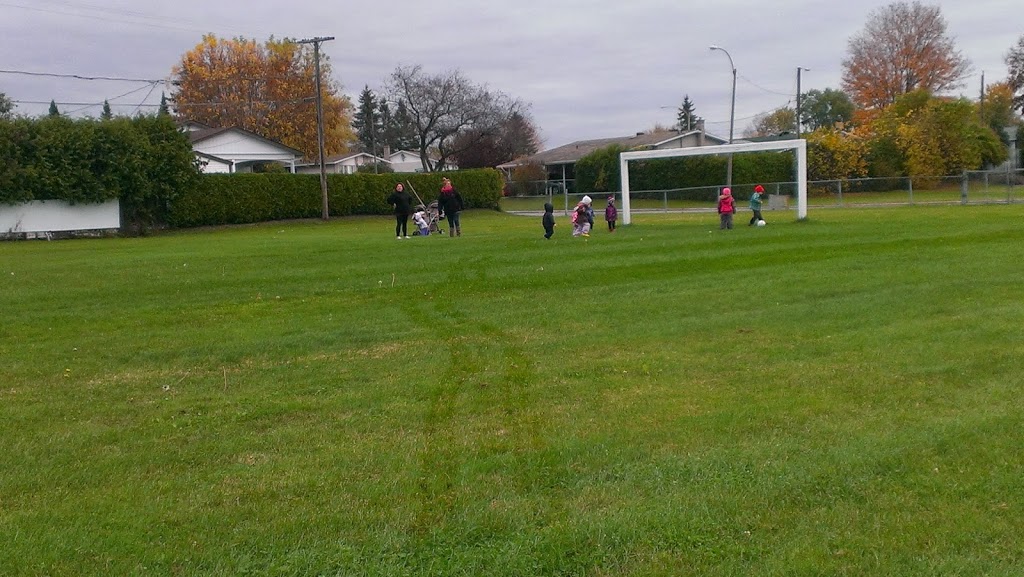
(618, 140, 807, 224)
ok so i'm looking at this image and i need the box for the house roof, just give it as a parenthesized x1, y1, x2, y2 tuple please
(498, 130, 729, 169)
(194, 151, 232, 164)
(295, 151, 390, 167)
(188, 127, 304, 156)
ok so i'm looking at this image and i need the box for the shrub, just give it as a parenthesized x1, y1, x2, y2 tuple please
(0, 115, 198, 233)
(167, 169, 504, 227)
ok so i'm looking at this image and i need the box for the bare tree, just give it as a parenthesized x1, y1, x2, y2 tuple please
(385, 65, 527, 172)
(842, 1, 970, 110)
(1006, 34, 1024, 114)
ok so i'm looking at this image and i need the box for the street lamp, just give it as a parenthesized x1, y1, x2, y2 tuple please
(796, 66, 810, 139)
(709, 45, 736, 186)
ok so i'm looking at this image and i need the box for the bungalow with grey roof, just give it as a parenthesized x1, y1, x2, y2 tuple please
(497, 126, 728, 192)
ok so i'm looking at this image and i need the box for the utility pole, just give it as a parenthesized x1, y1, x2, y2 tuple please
(710, 45, 736, 186)
(796, 67, 809, 139)
(980, 71, 985, 122)
(370, 104, 378, 174)
(298, 36, 335, 220)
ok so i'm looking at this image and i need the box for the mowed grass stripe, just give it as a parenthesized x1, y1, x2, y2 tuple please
(1, 205, 1023, 576)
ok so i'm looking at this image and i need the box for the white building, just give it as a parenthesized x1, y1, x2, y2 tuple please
(183, 122, 303, 173)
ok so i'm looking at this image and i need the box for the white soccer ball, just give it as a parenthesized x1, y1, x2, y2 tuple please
(756, 220, 766, 227)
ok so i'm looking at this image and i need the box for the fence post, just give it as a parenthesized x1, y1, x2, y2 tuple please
(1008, 162, 1013, 204)
(961, 171, 968, 205)
(908, 177, 913, 205)
(837, 180, 842, 207)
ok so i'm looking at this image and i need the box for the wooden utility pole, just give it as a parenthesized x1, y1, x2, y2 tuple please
(298, 36, 335, 220)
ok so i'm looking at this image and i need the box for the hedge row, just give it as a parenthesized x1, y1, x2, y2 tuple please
(0, 116, 199, 230)
(167, 169, 505, 228)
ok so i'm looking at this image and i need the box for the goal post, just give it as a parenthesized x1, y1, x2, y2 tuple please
(618, 139, 808, 224)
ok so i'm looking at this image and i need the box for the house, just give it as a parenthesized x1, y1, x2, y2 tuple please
(293, 152, 390, 175)
(388, 149, 429, 173)
(497, 126, 728, 191)
(183, 121, 304, 173)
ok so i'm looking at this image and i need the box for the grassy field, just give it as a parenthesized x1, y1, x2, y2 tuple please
(499, 184, 1023, 213)
(2, 205, 1024, 576)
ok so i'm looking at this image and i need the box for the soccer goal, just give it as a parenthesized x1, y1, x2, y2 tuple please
(618, 139, 808, 225)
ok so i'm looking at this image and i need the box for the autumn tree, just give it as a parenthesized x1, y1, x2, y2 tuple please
(1006, 34, 1024, 114)
(676, 95, 701, 131)
(842, 1, 970, 110)
(805, 128, 869, 182)
(747, 107, 796, 137)
(871, 90, 1005, 178)
(385, 65, 528, 172)
(171, 34, 354, 160)
(451, 111, 541, 169)
(980, 81, 1022, 144)
(799, 88, 856, 131)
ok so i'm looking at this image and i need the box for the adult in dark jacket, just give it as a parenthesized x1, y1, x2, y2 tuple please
(437, 177, 464, 237)
(387, 183, 413, 239)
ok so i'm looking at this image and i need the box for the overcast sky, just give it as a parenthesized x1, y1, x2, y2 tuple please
(1, 0, 1020, 149)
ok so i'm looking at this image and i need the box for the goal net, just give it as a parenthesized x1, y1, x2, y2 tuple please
(618, 140, 808, 225)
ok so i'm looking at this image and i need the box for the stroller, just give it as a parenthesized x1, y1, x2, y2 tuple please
(412, 201, 444, 236)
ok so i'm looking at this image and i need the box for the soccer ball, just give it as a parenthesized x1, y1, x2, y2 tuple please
(756, 220, 766, 227)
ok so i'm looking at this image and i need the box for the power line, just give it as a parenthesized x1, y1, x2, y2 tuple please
(0, 69, 165, 83)
(737, 74, 795, 98)
(0, 0, 263, 36)
(12, 97, 313, 108)
(64, 82, 159, 114)
(131, 82, 161, 116)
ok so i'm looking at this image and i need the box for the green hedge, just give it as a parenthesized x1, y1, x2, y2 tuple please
(167, 169, 504, 228)
(0, 115, 199, 232)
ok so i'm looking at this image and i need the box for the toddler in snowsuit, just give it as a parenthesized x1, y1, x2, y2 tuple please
(605, 196, 618, 232)
(718, 188, 736, 230)
(542, 202, 556, 239)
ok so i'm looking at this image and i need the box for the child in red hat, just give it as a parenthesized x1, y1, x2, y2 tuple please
(749, 184, 766, 226)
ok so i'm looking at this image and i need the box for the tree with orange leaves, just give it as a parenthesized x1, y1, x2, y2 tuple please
(171, 34, 354, 160)
(841, 1, 970, 111)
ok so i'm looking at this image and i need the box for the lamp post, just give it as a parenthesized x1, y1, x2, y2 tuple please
(709, 45, 736, 186)
(796, 66, 810, 139)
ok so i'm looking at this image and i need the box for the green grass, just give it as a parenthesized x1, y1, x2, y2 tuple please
(2, 206, 1024, 576)
(499, 184, 1023, 212)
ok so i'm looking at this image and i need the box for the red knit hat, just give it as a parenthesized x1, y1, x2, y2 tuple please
(754, 184, 765, 193)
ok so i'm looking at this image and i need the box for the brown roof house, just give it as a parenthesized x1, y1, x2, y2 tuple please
(497, 125, 728, 192)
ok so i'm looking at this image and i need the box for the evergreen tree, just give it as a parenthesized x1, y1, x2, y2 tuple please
(377, 100, 395, 155)
(351, 85, 381, 154)
(389, 99, 418, 151)
(0, 92, 13, 119)
(158, 92, 171, 117)
(101, 100, 113, 120)
(677, 95, 701, 131)
(48, 99, 60, 117)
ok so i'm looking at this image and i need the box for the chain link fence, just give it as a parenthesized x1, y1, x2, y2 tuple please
(501, 170, 1024, 215)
